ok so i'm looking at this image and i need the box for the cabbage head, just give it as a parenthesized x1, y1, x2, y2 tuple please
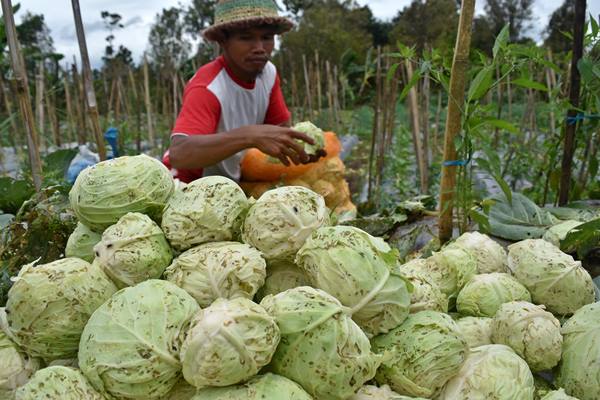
(78, 279, 199, 399)
(424, 243, 477, 300)
(438, 344, 535, 400)
(555, 302, 600, 400)
(540, 389, 580, 400)
(242, 186, 329, 261)
(15, 366, 103, 400)
(260, 286, 381, 400)
(543, 220, 583, 247)
(254, 260, 310, 302)
(455, 316, 493, 348)
(180, 298, 280, 388)
(491, 301, 562, 371)
(350, 385, 428, 399)
(192, 373, 312, 400)
(507, 239, 595, 315)
(454, 231, 509, 273)
(94, 212, 172, 288)
(0, 329, 40, 400)
(164, 242, 266, 307)
(161, 176, 249, 251)
(397, 258, 448, 314)
(293, 121, 325, 155)
(372, 310, 468, 398)
(163, 380, 197, 400)
(65, 222, 102, 262)
(296, 226, 411, 337)
(4, 258, 117, 361)
(456, 273, 531, 317)
(69, 154, 174, 232)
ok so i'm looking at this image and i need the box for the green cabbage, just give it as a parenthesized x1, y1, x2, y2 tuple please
(540, 389, 580, 400)
(454, 231, 509, 273)
(455, 316, 493, 348)
(165, 242, 266, 308)
(161, 176, 249, 251)
(491, 301, 562, 371)
(456, 273, 531, 317)
(192, 373, 312, 400)
(397, 258, 448, 314)
(65, 222, 102, 263)
(4, 258, 117, 361)
(507, 239, 595, 315)
(180, 298, 279, 388)
(260, 286, 381, 400)
(555, 302, 600, 400)
(438, 344, 535, 399)
(242, 186, 329, 262)
(163, 380, 197, 400)
(79, 280, 199, 399)
(292, 121, 325, 155)
(372, 311, 469, 398)
(350, 384, 428, 399)
(69, 154, 174, 232)
(296, 226, 412, 336)
(424, 243, 477, 300)
(0, 329, 40, 400)
(94, 212, 173, 288)
(15, 366, 103, 400)
(254, 260, 310, 302)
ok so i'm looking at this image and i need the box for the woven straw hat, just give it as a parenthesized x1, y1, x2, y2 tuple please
(203, 0, 294, 42)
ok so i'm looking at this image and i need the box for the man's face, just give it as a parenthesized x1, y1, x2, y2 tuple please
(220, 26, 276, 77)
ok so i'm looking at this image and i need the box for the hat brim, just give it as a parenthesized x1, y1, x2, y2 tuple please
(203, 16, 294, 42)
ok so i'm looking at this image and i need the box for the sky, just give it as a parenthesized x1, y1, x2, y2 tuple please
(16, 0, 600, 69)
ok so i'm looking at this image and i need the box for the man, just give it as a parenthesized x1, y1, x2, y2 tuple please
(163, 0, 321, 183)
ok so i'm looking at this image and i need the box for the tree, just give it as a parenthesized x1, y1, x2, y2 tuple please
(544, 0, 575, 54)
(483, 0, 534, 42)
(182, 0, 216, 65)
(148, 7, 191, 72)
(100, 11, 133, 76)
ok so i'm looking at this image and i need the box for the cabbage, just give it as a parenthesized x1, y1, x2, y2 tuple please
(161, 176, 249, 251)
(540, 389, 579, 400)
(94, 212, 173, 288)
(542, 220, 583, 247)
(254, 260, 310, 302)
(424, 243, 477, 300)
(456, 273, 531, 317)
(65, 222, 102, 263)
(164, 242, 266, 307)
(555, 302, 600, 400)
(491, 301, 562, 371)
(4, 258, 117, 361)
(79, 280, 199, 399)
(507, 239, 595, 315)
(163, 380, 197, 400)
(350, 384, 428, 399)
(372, 311, 469, 398)
(455, 316, 493, 348)
(397, 258, 448, 314)
(292, 121, 325, 155)
(69, 154, 174, 232)
(438, 344, 535, 399)
(242, 186, 329, 261)
(15, 366, 103, 400)
(192, 373, 312, 400)
(454, 231, 509, 273)
(180, 298, 279, 388)
(0, 329, 40, 399)
(260, 286, 381, 400)
(296, 226, 412, 337)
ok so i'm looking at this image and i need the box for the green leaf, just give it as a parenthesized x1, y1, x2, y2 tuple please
(398, 69, 422, 101)
(469, 208, 491, 233)
(511, 78, 548, 91)
(386, 63, 401, 83)
(561, 218, 600, 259)
(0, 177, 35, 215)
(590, 14, 599, 37)
(468, 65, 495, 101)
(483, 118, 521, 135)
(493, 24, 510, 59)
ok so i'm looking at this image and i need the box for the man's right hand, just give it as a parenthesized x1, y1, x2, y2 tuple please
(244, 124, 317, 166)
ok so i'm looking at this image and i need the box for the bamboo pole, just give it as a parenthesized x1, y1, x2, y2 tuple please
(438, 0, 476, 244)
(406, 59, 427, 193)
(46, 86, 61, 148)
(333, 65, 341, 130)
(558, 0, 586, 206)
(375, 53, 390, 196)
(71, 63, 87, 145)
(0, 73, 20, 144)
(1, 0, 43, 191)
(325, 60, 334, 129)
(128, 67, 142, 152)
(302, 54, 312, 118)
(433, 90, 442, 155)
(422, 71, 431, 185)
(63, 69, 76, 145)
(315, 50, 322, 114)
(143, 54, 156, 149)
(35, 61, 45, 150)
(367, 46, 382, 201)
(71, 0, 106, 160)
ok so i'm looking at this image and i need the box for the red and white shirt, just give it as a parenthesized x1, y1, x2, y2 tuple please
(163, 55, 291, 183)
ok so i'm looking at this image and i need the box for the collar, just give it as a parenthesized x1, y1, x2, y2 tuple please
(218, 55, 256, 90)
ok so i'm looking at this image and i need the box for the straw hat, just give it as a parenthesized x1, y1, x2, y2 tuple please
(203, 0, 294, 42)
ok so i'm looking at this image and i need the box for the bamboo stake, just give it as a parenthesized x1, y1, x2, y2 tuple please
(333, 65, 341, 130)
(558, 0, 586, 206)
(325, 60, 334, 129)
(433, 90, 442, 155)
(71, 0, 106, 160)
(375, 53, 390, 196)
(367, 46, 382, 201)
(0, 73, 20, 144)
(63, 69, 76, 145)
(35, 61, 45, 150)
(422, 70, 431, 184)
(46, 86, 61, 148)
(71, 63, 87, 145)
(128, 68, 142, 152)
(172, 72, 179, 126)
(1, 0, 43, 191)
(438, 0, 476, 244)
(315, 50, 322, 114)
(406, 59, 426, 193)
(493, 64, 503, 147)
(302, 54, 312, 118)
(143, 54, 156, 149)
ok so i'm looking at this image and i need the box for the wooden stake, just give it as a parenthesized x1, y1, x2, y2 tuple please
(71, 63, 87, 145)
(1, 0, 43, 190)
(71, 0, 106, 160)
(63, 69, 76, 144)
(367, 46, 382, 201)
(302, 54, 312, 118)
(35, 61, 45, 150)
(438, 0, 476, 244)
(406, 59, 427, 193)
(143, 55, 156, 150)
(46, 86, 61, 148)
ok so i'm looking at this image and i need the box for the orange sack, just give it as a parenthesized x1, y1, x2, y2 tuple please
(240, 131, 342, 182)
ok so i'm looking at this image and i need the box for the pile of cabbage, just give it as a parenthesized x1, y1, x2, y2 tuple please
(0, 154, 598, 400)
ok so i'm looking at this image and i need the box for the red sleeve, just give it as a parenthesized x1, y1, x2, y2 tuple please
(264, 74, 291, 125)
(172, 86, 221, 136)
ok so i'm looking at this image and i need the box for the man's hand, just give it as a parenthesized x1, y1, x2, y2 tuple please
(245, 124, 320, 166)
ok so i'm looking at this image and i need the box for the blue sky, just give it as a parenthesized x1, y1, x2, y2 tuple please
(16, 0, 600, 68)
